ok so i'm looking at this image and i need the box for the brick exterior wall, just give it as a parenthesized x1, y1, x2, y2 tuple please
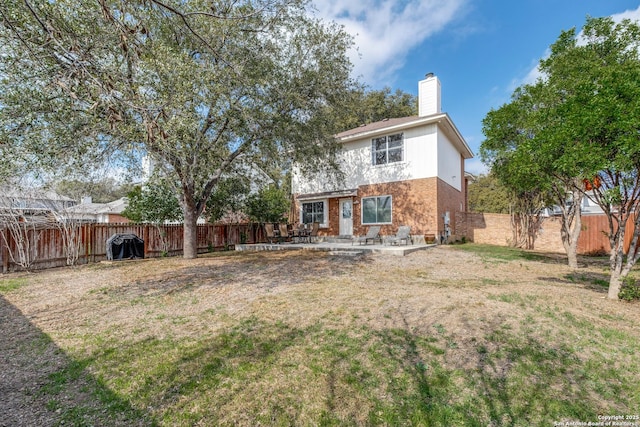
(327, 198, 340, 236)
(455, 212, 565, 252)
(292, 176, 465, 238)
(293, 193, 631, 254)
(107, 214, 130, 223)
(437, 178, 466, 239)
(454, 212, 619, 254)
(355, 178, 439, 236)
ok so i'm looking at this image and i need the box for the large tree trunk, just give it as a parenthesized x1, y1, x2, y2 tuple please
(609, 216, 640, 299)
(560, 189, 582, 270)
(182, 199, 200, 259)
(608, 270, 623, 300)
(564, 216, 581, 270)
(608, 225, 626, 300)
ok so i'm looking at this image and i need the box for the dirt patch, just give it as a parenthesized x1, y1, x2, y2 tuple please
(1, 246, 638, 425)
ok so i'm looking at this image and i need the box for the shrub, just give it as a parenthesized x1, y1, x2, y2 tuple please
(619, 276, 640, 301)
(584, 247, 609, 257)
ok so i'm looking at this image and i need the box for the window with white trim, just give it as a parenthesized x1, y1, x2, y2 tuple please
(372, 133, 403, 165)
(301, 200, 325, 226)
(362, 195, 392, 224)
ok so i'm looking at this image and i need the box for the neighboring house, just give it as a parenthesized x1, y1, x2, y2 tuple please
(0, 188, 77, 224)
(65, 197, 130, 223)
(581, 192, 605, 215)
(291, 73, 474, 240)
(542, 190, 606, 217)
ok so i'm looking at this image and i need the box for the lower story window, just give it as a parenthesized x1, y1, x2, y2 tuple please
(362, 195, 392, 224)
(302, 201, 325, 225)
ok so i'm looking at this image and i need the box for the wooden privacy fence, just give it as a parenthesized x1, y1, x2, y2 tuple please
(1, 223, 267, 273)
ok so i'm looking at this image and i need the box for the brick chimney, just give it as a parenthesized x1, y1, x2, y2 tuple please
(418, 73, 441, 117)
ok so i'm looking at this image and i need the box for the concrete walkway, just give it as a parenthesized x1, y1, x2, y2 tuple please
(235, 241, 436, 256)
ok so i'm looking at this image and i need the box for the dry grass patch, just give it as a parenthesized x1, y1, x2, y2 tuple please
(1, 245, 639, 426)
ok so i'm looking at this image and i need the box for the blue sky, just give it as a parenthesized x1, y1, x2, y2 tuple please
(314, 0, 640, 175)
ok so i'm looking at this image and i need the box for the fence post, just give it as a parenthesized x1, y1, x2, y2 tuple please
(143, 224, 149, 258)
(1, 228, 9, 273)
(82, 224, 89, 265)
(90, 223, 96, 263)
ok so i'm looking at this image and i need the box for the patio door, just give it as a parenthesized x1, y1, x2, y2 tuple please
(339, 198, 353, 237)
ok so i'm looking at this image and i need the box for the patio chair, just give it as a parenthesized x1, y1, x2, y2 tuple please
(352, 225, 382, 245)
(386, 225, 411, 245)
(278, 223, 292, 243)
(264, 223, 280, 244)
(308, 222, 320, 243)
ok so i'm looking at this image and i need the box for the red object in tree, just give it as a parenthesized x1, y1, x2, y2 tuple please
(583, 177, 601, 191)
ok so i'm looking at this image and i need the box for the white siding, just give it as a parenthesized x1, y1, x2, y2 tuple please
(437, 131, 462, 191)
(292, 124, 441, 195)
(405, 124, 438, 179)
(292, 166, 340, 195)
(418, 76, 441, 116)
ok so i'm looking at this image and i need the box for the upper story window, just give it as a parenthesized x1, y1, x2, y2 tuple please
(372, 133, 403, 165)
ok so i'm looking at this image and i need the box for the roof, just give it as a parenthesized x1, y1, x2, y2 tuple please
(1, 188, 75, 203)
(296, 189, 358, 201)
(335, 113, 474, 159)
(336, 116, 422, 139)
(0, 188, 76, 211)
(66, 197, 128, 215)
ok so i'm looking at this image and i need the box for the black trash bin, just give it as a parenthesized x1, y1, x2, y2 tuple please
(106, 233, 144, 260)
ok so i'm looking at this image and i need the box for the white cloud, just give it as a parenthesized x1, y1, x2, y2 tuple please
(312, 0, 467, 86)
(464, 157, 488, 176)
(518, 53, 547, 87)
(610, 5, 640, 22)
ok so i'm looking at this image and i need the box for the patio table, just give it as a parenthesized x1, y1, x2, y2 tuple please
(292, 229, 311, 243)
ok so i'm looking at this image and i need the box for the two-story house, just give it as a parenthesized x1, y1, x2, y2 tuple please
(291, 73, 473, 241)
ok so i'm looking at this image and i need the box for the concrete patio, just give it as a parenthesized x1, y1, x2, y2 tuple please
(235, 240, 436, 256)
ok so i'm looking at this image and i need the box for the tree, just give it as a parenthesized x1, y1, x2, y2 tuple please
(0, 0, 355, 258)
(205, 176, 251, 223)
(481, 84, 584, 265)
(122, 181, 182, 255)
(467, 173, 511, 214)
(335, 87, 417, 131)
(482, 16, 640, 297)
(245, 184, 290, 223)
(52, 208, 86, 267)
(481, 86, 571, 254)
(122, 182, 182, 225)
(537, 16, 640, 298)
(0, 182, 68, 270)
(54, 178, 134, 203)
(0, 196, 43, 271)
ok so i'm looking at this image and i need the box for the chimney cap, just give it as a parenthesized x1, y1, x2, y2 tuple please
(425, 72, 435, 79)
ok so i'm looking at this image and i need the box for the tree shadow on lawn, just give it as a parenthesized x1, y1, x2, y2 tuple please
(106, 316, 466, 425)
(512, 251, 610, 268)
(473, 332, 598, 425)
(117, 251, 368, 297)
(537, 271, 610, 294)
(127, 315, 616, 425)
(0, 295, 154, 426)
(452, 244, 612, 269)
(451, 244, 567, 265)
